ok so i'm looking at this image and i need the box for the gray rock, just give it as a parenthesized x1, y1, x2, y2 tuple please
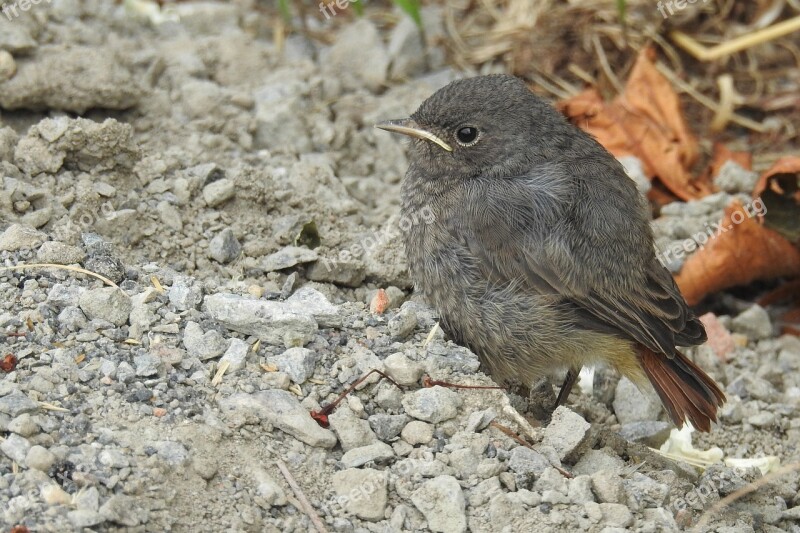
(182, 321, 229, 361)
(307, 258, 366, 287)
(384, 352, 424, 386)
(68, 510, 105, 529)
(618, 421, 672, 447)
(402, 386, 462, 423)
(368, 414, 409, 441)
(78, 287, 132, 326)
(623, 472, 669, 510)
(285, 286, 341, 328)
(731, 305, 773, 340)
(57, 306, 88, 331)
(727, 374, 778, 402)
(0, 47, 142, 113)
(262, 246, 318, 272)
(219, 391, 337, 448)
(0, 223, 46, 251)
(573, 449, 626, 476)
(270, 347, 317, 383)
(341, 441, 395, 468)
(117, 362, 136, 384)
(208, 228, 241, 264)
(134, 353, 161, 377)
(100, 494, 142, 527)
(0, 433, 31, 463)
(47, 283, 85, 309)
(508, 446, 550, 483)
(568, 475, 595, 504)
(153, 440, 190, 466)
(0, 20, 37, 53)
(99, 449, 130, 468)
(169, 277, 203, 311)
(256, 473, 287, 506)
(389, 305, 419, 339)
(714, 160, 759, 194)
(411, 475, 467, 533)
(596, 502, 634, 528)
(202, 178, 235, 207)
(74, 486, 100, 512)
(591, 470, 626, 504)
(465, 409, 496, 433)
(220, 338, 248, 373)
(541, 406, 591, 461)
(36, 241, 86, 264)
(325, 19, 388, 92)
(26, 445, 56, 471)
(157, 200, 183, 231)
(612, 377, 662, 424)
(8, 413, 38, 437)
(0, 390, 39, 417)
(329, 404, 377, 451)
(204, 293, 318, 347)
(331, 468, 388, 521)
(401, 420, 434, 446)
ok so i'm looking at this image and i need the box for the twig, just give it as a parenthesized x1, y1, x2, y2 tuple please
(695, 461, 800, 529)
(592, 34, 624, 95)
(670, 15, 800, 61)
(0, 263, 118, 288)
(275, 460, 329, 533)
(489, 421, 573, 478)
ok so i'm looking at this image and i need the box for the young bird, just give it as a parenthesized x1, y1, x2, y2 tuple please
(376, 74, 725, 431)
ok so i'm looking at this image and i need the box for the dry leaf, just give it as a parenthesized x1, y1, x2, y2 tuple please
(676, 200, 800, 305)
(559, 48, 707, 200)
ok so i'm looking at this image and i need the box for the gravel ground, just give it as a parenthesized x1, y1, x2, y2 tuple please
(1, 2, 799, 532)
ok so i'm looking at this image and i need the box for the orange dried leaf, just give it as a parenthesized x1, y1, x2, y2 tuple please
(676, 201, 800, 305)
(559, 48, 707, 200)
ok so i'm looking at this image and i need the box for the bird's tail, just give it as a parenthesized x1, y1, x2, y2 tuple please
(639, 347, 726, 432)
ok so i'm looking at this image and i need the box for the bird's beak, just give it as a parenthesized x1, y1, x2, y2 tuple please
(374, 119, 453, 152)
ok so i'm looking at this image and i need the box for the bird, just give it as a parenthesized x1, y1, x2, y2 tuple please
(375, 74, 725, 431)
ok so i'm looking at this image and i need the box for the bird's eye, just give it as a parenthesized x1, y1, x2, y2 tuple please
(455, 126, 479, 146)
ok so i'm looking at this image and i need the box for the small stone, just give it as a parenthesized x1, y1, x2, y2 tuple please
(153, 440, 190, 466)
(78, 287, 132, 326)
(307, 259, 366, 287)
(0, 49, 16, 81)
(612, 377, 662, 424)
(388, 306, 418, 338)
(74, 486, 100, 512)
(568, 475, 595, 504)
(411, 475, 467, 533)
(256, 473, 287, 506)
(623, 473, 669, 510)
(7, 413, 39, 437)
(157, 200, 183, 231)
(384, 352, 424, 386)
(270, 347, 317, 384)
(0, 390, 39, 417)
(220, 338, 248, 373)
(169, 277, 203, 310)
(329, 404, 376, 451)
(68, 510, 105, 528)
(591, 470, 626, 504)
(401, 420, 434, 445)
(541, 406, 591, 461)
(285, 286, 341, 328)
(26, 445, 56, 471)
(36, 241, 86, 264)
(0, 223, 46, 251)
(573, 449, 626, 476)
(100, 494, 142, 527)
(208, 228, 241, 264)
(134, 353, 161, 377)
(341, 441, 395, 468)
(402, 386, 462, 423)
(117, 362, 136, 384)
(368, 413, 409, 441)
(714, 160, 759, 194)
(508, 446, 550, 484)
(202, 178, 235, 206)
(747, 411, 776, 428)
(262, 246, 318, 272)
(218, 390, 337, 448)
(731, 305, 773, 340)
(618, 421, 672, 448)
(1, 432, 31, 463)
(331, 468, 388, 521)
(99, 449, 130, 468)
(598, 502, 634, 528)
(183, 321, 229, 361)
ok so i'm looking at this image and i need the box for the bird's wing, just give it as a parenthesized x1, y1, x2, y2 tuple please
(456, 160, 706, 356)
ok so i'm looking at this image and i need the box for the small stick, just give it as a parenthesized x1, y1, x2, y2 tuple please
(489, 421, 573, 479)
(275, 460, 329, 533)
(423, 375, 504, 390)
(311, 369, 401, 426)
(0, 263, 118, 288)
(670, 16, 800, 61)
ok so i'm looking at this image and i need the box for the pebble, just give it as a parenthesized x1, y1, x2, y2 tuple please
(0, 50, 16, 81)
(1, 432, 31, 463)
(612, 377, 662, 424)
(731, 305, 773, 340)
(368, 413, 408, 441)
(270, 347, 317, 384)
(26, 445, 56, 471)
(402, 386, 462, 423)
(541, 406, 591, 461)
(307, 258, 366, 287)
(714, 160, 759, 193)
(208, 228, 241, 263)
(0, 223, 46, 251)
(591, 470, 626, 504)
(202, 178, 235, 207)
(383, 352, 424, 386)
(401, 420, 434, 446)
(388, 306, 418, 338)
(134, 353, 161, 376)
(623, 473, 669, 510)
(36, 241, 86, 264)
(220, 338, 248, 373)
(0, 390, 39, 417)
(204, 293, 318, 347)
(285, 286, 341, 328)
(7, 413, 39, 437)
(219, 391, 337, 448)
(262, 246, 318, 272)
(331, 468, 388, 521)
(78, 287, 132, 327)
(329, 403, 377, 451)
(99, 495, 143, 527)
(42, 484, 73, 505)
(182, 321, 229, 360)
(169, 277, 203, 311)
(411, 475, 467, 533)
(618, 421, 672, 448)
(340, 441, 395, 468)
(508, 446, 550, 484)
(153, 440, 191, 466)
(573, 449, 626, 476)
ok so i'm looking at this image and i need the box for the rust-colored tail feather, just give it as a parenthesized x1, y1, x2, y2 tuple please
(639, 348, 726, 432)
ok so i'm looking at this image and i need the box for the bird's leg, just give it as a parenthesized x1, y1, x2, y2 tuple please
(555, 367, 581, 407)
